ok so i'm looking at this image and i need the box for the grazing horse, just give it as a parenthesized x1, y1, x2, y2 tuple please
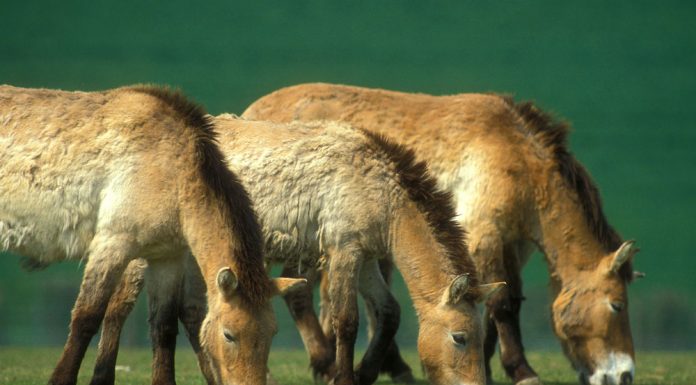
(92, 115, 505, 385)
(243, 83, 642, 385)
(0, 85, 303, 385)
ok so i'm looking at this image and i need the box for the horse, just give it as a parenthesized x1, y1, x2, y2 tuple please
(0, 85, 304, 385)
(243, 83, 643, 385)
(90, 115, 505, 385)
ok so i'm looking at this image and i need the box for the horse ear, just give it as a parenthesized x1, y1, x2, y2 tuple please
(610, 240, 639, 273)
(442, 274, 471, 305)
(271, 277, 308, 296)
(216, 267, 239, 297)
(473, 282, 507, 303)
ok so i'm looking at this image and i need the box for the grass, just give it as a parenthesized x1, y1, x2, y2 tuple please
(0, 347, 693, 385)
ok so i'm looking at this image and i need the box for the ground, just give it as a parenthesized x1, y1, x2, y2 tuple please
(0, 348, 693, 385)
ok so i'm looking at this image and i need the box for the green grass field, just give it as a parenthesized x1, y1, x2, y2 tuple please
(0, 348, 693, 385)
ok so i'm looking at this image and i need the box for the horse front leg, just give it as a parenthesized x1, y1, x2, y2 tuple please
(372, 258, 414, 384)
(487, 243, 540, 385)
(280, 264, 335, 382)
(327, 246, 361, 385)
(318, 268, 336, 353)
(49, 234, 134, 385)
(482, 306, 499, 385)
(90, 259, 148, 385)
(146, 255, 186, 385)
(178, 253, 215, 385)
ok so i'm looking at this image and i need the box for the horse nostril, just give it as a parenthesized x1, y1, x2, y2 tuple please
(620, 372, 633, 385)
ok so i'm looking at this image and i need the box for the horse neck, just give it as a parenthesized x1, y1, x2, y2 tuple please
(390, 202, 460, 314)
(535, 170, 606, 289)
(176, 159, 268, 306)
(178, 189, 235, 295)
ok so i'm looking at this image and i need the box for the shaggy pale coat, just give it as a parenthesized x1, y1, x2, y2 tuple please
(93, 116, 504, 385)
(0, 85, 301, 385)
(243, 83, 639, 385)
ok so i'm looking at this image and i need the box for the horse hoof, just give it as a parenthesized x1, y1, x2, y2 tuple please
(516, 377, 543, 385)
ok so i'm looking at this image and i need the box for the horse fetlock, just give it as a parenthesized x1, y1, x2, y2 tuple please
(327, 371, 358, 385)
(88, 370, 116, 385)
(48, 378, 77, 385)
(515, 376, 543, 385)
(355, 360, 380, 385)
(312, 365, 336, 385)
(311, 354, 337, 382)
(504, 360, 539, 385)
(90, 354, 117, 385)
(88, 376, 115, 385)
(389, 368, 415, 384)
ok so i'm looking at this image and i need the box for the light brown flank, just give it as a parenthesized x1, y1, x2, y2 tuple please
(243, 83, 640, 385)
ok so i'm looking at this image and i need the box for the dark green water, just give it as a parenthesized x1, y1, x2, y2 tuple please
(1, 1, 694, 349)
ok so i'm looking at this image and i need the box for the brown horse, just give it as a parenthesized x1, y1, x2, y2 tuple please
(243, 83, 642, 385)
(0, 85, 303, 385)
(91, 116, 505, 385)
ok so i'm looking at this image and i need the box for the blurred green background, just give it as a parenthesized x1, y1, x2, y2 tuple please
(1, 1, 694, 353)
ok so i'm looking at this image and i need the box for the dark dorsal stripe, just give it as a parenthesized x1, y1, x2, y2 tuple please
(129, 85, 271, 304)
(512, 100, 633, 281)
(359, 129, 479, 287)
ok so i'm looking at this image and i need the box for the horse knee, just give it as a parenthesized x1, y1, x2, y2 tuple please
(71, 309, 103, 341)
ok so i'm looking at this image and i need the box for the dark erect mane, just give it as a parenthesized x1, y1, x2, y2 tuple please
(359, 129, 479, 287)
(512, 100, 633, 281)
(129, 85, 271, 304)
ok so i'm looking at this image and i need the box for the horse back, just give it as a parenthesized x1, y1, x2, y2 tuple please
(0, 86, 188, 262)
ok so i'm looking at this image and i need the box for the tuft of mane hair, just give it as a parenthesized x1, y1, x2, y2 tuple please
(359, 129, 479, 288)
(512, 100, 633, 282)
(129, 85, 272, 303)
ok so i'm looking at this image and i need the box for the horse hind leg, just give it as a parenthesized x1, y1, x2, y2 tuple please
(326, 245, 362, 385)
(483, 306, 499, 385)
(90, 259, 148, 385)
(49, 233, 135, 385)
(371, 259, 414, 384)
(318, 267, 336, 353)
(356, 258, 401, 385)
(280, 264, 336, 382)
(178, 253, 215, 385)
(490, 244, 540, 385)
(145, 254, 186, 385)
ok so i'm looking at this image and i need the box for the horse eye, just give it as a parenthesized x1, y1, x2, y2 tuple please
(223, 330, 237, 343)
(450, 332, 467, 347)
(610, 301, 625, 313)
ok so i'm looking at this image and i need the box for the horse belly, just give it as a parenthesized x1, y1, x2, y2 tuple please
(0, 179, 101, 263)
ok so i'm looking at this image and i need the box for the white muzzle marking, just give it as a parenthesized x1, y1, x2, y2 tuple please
(587, 352, 635, 385)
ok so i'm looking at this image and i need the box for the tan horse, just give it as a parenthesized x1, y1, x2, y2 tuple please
(91, 116, 505, 385)
(0, 85, 303, 385)
(243, 83, 642, 385)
